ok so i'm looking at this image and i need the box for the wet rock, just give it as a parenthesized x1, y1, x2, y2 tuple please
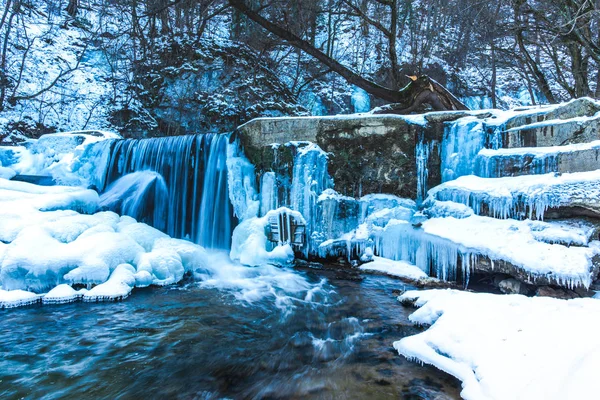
(402, 377, 458, 400)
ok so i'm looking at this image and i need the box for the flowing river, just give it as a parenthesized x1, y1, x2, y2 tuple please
(0, 260, 459, 399)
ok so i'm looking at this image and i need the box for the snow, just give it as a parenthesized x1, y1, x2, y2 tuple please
(83, 264, 137, 302)
(430, 170, 600, 220)
(42, 284, 87, 304)
(526, 219, 596, 247)
(395, 289, 600, 400)
(1, 132, 119, 187)
(505, 111, 600, 133)
(479, 139, 600, 157)
(243, 112, 428, 127)
(475, 140, 600, 178)
(422, 200, 474, 219)
(359, 256, 427, 281)
(350, 87, 371, 113)
(0, 166, 16, 180)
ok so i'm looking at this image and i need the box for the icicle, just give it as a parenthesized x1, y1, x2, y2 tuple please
(416, 136, 436, 204)
(474, 152, 559, 178)
(259, 172, 277, 217)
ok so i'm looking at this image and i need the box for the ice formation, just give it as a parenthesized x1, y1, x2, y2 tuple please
(230, 208, 303, 267)
(227, 136, 260, 221)
(441, 118, 487, 182)
(42, 284, 88, 304)
(290, 142, 333, 255)
(0, 131, 120, 187)
(430, 170, 600, 220)
(0, 289, 42, 309)
(415, 137, 436, 203)
(315, 191, 416, 260)
(373, 214, 599, 288)
(0, 175, 325, 310)
(396, 289, 600, 400)
(0, 178, 209, 297)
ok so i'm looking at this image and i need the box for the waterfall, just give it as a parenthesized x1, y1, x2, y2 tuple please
(98, 134, 235, 249)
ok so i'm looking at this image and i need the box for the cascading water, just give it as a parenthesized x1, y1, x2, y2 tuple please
(99, 171, 169, 231)
(96, 134, 235, 249)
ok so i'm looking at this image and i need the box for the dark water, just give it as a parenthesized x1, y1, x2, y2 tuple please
(0, 269, 460, 399)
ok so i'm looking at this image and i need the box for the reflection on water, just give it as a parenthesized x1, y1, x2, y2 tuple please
(0, 265, 460, 399)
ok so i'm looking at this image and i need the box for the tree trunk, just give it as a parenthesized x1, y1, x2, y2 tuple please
(67, 0, 78, 18)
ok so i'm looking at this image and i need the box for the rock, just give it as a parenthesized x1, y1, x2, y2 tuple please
(238, 111, 467, 199)
(498, 278, 530, 295)
(535, 286, 579, 299)
(504, 97, 600, 148)
(410, 212, 428, 227)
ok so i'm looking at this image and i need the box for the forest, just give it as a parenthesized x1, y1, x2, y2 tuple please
(0, 0, 599, 141)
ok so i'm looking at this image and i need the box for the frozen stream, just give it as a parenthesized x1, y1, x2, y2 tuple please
(0, 266, 459, 399)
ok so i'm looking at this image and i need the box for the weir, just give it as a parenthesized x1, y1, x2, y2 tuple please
(97, 134, 235, 249)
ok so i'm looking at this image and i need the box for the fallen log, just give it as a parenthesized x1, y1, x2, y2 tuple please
(371, 75, 469, 114)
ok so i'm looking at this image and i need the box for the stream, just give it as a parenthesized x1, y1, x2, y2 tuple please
(0, 262, 460, 399)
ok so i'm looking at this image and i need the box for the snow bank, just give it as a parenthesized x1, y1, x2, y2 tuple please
(0, 177, 212, 305)
(43, 284, 87, 304)
(84, 264, 137, 302)
(395, 289, 600, 400)
(0, 289, 41, 309)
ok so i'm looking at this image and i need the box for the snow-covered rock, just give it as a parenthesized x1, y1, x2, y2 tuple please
(359, 257, 427, 281)
(396, 289, 600, 400)
(374, 213, 600, 288)
(42, 284, 87, 304)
